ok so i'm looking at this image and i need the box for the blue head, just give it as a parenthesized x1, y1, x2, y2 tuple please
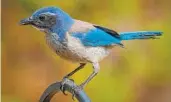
(20, 7, 74, 40)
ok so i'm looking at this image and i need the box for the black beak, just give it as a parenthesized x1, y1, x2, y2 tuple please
(19, 18, 33, 25)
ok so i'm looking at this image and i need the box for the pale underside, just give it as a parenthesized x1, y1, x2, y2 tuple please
(45, 32, 111, 63)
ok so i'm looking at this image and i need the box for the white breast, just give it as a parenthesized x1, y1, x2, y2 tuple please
(45, 33, 110, 63)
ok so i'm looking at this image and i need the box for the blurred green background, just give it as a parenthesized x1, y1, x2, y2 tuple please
(2, 0, 171, 102)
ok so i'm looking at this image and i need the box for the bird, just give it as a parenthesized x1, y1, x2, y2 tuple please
(20, 6, 163, 93)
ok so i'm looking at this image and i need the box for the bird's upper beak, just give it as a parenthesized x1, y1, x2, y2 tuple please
(19, 18, 33, 25)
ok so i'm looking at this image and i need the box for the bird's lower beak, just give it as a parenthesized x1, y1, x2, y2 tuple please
(19, 18, 33, 25)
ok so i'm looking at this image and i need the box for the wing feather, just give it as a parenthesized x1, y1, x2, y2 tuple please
(69, 20, 122, 47)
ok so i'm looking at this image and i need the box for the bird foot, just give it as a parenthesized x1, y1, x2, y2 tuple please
(60, 78, 74, 95)
(60, 78, 85, 100)
(71, 85, 84, 100)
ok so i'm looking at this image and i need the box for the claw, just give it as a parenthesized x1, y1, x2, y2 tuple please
(60, 84, 68, 95)
(60, 85, 68, 95)
(60, 78, 69, 95)
(71, 85, 84, 100)
(60, 78, 75, 96)
(72, 91, 75, 100)
(71, 86, 76, 100)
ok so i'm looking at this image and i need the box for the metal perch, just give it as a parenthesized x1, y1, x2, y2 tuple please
(39, 78, 91, 102)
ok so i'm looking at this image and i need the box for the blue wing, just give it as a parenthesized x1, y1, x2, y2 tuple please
(71, 25, 122, 47)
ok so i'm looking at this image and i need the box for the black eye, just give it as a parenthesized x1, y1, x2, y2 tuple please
(39, 16, 46, 21)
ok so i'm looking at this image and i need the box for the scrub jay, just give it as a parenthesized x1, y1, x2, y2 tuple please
(20, 7, 162, 93)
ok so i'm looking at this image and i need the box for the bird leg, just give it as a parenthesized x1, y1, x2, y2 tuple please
(60, 63, 86, 95)
(64, 63, 86, 78)
(70, 63, 100, 99)
(78, 62, 100, 89)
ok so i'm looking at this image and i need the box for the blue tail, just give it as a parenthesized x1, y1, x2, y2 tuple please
(119, 31, 163, 40)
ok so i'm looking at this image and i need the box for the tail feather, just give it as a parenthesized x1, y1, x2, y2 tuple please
(120, 31, 163, 40)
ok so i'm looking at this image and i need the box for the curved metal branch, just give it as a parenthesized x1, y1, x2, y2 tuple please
(39, 78, 91, 102)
